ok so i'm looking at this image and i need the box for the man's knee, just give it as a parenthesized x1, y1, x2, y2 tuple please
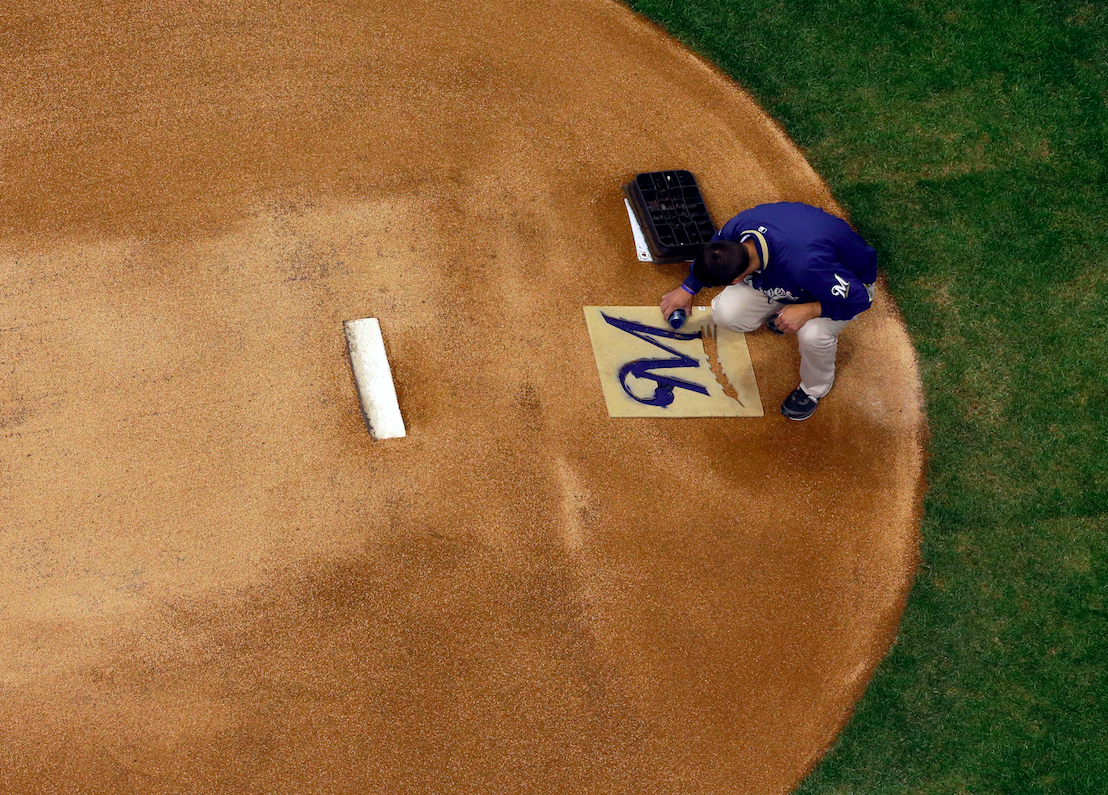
(711, 296, 764, 333)
(797, 320, 839, 350)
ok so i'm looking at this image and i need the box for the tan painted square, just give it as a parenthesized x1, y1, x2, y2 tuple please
(584, 306, 763, 418)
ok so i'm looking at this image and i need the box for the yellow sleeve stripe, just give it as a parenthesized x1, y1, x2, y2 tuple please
(740, 229, 770, 269)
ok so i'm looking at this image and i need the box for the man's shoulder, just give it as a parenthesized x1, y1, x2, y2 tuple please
(753, 201, 837, 220)
(727, 201, 835, 228)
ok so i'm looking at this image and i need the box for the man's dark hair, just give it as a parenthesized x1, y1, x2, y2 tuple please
(691, 240, 748, 287)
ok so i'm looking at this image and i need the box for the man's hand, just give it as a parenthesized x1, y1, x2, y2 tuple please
(660, 287, 694, 320)
(774, 302, 822, 333)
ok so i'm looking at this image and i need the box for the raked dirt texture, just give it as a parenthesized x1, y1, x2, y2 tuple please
(0, 1, 925, 792)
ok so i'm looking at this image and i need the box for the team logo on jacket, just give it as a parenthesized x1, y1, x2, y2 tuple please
(747, 277, 799, 302)
(760, 286, 799, 301)
(831, 274, 850, 299)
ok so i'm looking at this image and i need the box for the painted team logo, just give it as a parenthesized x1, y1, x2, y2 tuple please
(582, 306, 763, 418)
(599, 313, 708, 407)
(831, 274, 850, 299)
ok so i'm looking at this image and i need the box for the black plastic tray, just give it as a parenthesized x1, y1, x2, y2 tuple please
(624, 170, 715, 263)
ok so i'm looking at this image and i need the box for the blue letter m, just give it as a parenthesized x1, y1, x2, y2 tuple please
(601, 313, 709, 407)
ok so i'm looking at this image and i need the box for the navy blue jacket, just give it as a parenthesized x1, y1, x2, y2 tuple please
(682, 202, 877, 321)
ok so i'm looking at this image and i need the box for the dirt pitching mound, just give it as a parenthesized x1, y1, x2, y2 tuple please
(0, 0, 925, 792)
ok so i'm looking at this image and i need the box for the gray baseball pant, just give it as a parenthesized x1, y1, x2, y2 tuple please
(711, 281, 851, 400)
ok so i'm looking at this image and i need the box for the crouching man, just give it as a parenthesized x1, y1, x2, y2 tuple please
(661, 202, 877, 420)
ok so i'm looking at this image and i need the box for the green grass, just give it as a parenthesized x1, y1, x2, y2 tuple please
(623, 1, 1108, 792)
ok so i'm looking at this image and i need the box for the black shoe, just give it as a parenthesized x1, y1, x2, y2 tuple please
(767, 315, 785, 335)
(780, 387, 819, 421)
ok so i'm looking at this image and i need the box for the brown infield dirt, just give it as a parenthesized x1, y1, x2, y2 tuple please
(0, 1, 926, 793)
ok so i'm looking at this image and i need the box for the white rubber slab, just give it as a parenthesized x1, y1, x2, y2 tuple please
(344, 318, 406, 440)
(624, 198, 654, 262)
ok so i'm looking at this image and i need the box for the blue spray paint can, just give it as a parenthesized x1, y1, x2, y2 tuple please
(667, 308, 687, 329)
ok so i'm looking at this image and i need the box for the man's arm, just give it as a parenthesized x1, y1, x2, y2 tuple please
(773, 301, 822, 333)
(660, 283, 694, 317)
(659, 261, 702, 318)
